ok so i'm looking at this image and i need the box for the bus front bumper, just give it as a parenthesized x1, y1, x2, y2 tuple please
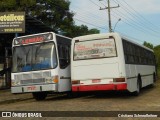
(11, 84, 57, 93)
(72, 83, 127, 92)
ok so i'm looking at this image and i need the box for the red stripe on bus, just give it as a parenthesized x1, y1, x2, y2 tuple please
(72, 83, 127, 92)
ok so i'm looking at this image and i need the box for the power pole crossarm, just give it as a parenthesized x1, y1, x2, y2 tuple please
(100, 5, 120, 10)
(99, 0, 119, 32)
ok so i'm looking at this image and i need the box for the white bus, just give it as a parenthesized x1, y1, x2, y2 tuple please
(71, 33, 156, 95)
(11, 32, 71, 100)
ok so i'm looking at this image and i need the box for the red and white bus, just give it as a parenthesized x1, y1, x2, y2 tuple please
(71, 33, 156, 95)
(11, 32, 71, 100)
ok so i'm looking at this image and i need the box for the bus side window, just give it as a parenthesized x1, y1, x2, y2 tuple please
(58, 44, 70, 69)
(122, 40, 128, 64)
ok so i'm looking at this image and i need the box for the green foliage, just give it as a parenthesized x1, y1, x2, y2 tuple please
(0, 0, 99, 37)
(154, 45, 160, 69)
(32, 0, 74, 34)
(66, 25, 100, 37)
(88, 28, 100, 34)
(158, 68, 160, 77)
(0, 0, 36, 11)
(0, 0, 15, 11)
(143, 41, 154, 49)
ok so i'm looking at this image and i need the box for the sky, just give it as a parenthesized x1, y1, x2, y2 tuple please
(69, 0, 160, 46)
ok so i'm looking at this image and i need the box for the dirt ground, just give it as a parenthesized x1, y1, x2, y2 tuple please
(0, 79, 159, 120)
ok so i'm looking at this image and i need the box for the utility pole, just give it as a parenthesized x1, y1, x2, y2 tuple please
(99, 0, 119, 32)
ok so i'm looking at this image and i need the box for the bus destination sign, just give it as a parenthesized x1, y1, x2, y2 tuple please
(14, 33, 53, 45)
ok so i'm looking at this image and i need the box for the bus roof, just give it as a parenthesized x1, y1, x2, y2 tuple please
(13, 32, 72, 46)
(120, 34, 154, 52)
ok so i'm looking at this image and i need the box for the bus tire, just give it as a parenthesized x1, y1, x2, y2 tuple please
(66, 91, 73, 98)
(133, 78, 141, 96)
(32, 92, 47, 101)
(150, 73, 156, 88)
(153, 73, 156, 83)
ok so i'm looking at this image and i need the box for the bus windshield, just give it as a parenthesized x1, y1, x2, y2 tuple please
(74, 38, 117, 60)
(12, 42, 57, 72)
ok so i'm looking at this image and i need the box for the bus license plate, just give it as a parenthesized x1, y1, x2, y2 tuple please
(92, 79, 101, 83)
(27, 86, 36, 91)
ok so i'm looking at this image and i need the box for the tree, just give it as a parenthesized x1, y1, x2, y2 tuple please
(143, 41, 154, 49)
(33, 0, 74, 34)
(67, 25, 100, 37)
(154, 45, 160, 68)
(88, 28, 100, 34)
(0, 0, 100, 37)
(154, 45, 160, 77)
(0, 0, 36, 12)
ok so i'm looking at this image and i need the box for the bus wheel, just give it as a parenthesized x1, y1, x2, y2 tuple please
(153, 73, 156, 83)
(150, 73, 156, 88)
(133, 79, 140, 96)
(66, 91, 73, 98)
(32, 92, 47, 101)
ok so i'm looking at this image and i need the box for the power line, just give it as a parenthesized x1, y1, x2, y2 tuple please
(112, 9, 160, 37)
(55, 0, 159, 45)
(111, 0, 160, 42)
(43, 0, 107, 31)
(121, 0, 160, 30)
(74, 18, 107, 30)
(71, 5, 108, 23)
(73, 14, 108, 29)
(111, 12, 160, 39)
(114, 0, 160, 34)
(99, 0, 119, 32)
(71, 7, 109, 30)
(89, 0, 101, 8)
(117, 30, 159, 46)
(98, 0, 106, 7)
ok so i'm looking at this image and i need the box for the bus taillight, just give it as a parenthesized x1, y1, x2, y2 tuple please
(72, 80, 80, 84)
(113, 78, 125, 82)
(75, 40, 79, 42)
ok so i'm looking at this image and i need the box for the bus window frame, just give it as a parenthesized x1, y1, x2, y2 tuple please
(122, 39, 155, 66)
(12, 41, 58, 73)
(73, 38, 118, 61)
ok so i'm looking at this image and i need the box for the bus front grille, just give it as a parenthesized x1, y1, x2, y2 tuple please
(20, 78, 45, 85)
(14, 71, 51, 85)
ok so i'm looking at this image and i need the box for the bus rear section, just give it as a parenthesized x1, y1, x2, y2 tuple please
(71, 33, 127, 92)
(11, 32, 71, 100)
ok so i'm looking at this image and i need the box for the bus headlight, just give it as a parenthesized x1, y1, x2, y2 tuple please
(11, 81, 16, 86)
(12, 80, 20, 86)
(45, 78, 53, 83)
(45, 76, 59, 83)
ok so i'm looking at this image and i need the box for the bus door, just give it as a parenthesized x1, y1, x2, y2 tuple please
(58, 44, 71, 92)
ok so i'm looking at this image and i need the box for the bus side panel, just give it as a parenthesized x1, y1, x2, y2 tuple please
(125, 64, 137, 92)
(126, 78, 137, 92)
(126, 64, 155, 92)
(135, 65, 155, 87)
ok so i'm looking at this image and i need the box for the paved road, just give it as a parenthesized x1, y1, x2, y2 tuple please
(0, 80, 159, 119)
